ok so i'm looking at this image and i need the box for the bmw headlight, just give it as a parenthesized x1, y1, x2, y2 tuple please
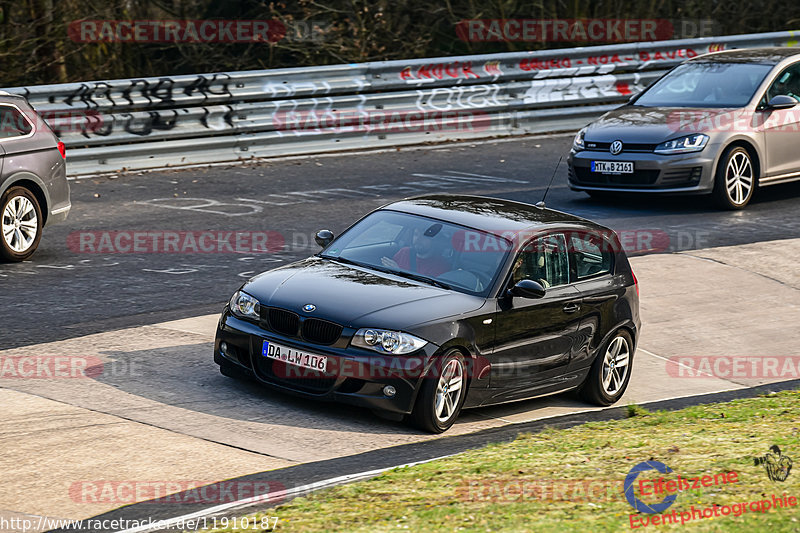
(352, 328, 428, 355)
(654, 134, 709, 155)
(572, 127, 587, 152)
(229, 291, 261, 320)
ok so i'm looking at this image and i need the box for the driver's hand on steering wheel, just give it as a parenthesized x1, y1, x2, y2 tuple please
(538, 278, 551, 288)
(381, 256, 399, 270)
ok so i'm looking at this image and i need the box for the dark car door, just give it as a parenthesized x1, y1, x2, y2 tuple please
(565, 230, 621, 371)
(487, 233, 583, 402)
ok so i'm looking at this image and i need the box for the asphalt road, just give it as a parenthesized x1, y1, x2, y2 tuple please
(3, 133, 800, 349)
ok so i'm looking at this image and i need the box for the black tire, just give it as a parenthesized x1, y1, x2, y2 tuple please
(219, 360, 253, 381)
(409, 350, 468, 433)
(712, 146, 756, 210)
(579, 329, 634, 406)
(0, 186, 43, 262)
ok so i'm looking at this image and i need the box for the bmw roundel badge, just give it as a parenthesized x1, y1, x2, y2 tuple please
(302, 304, 316, 312)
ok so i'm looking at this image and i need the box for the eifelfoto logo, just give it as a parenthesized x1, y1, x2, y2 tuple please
(755, 445, 793, 482)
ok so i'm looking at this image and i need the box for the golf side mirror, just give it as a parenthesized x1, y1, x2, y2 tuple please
(767, 95, 798, 110)
(315, 229, 335, 248)
(508, 279, 546, 299)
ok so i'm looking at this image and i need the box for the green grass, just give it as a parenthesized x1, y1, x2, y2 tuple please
(195, 391, 800, 532)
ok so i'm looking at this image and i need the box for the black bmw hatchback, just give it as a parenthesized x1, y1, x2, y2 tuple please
(215, 195, 640, 433)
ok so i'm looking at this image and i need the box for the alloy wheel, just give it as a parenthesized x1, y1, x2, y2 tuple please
(434, 358, 464, 423)
(601, 336, 630, 396)
(2, 195, 38, 253)
(724, 151, 753, 206)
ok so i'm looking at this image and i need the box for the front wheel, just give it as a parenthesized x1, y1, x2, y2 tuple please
(579, 330, 634, 406)
(712, 146, 755, 209)
(1, 186, 43, 262)
(409, 350, 467, 433)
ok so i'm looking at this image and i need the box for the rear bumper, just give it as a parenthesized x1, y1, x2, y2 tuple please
(214, 312, 439, 414)
(568, 145, 721, 194)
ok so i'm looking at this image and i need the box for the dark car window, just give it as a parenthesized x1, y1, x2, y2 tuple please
(0, 105, 33, 139)
(633, 62, 773, 108)
(766, 63, 800, 102)
(569, 233, 614, 280)
(511, 233, 569, 288)
(320, 210, 509, 296)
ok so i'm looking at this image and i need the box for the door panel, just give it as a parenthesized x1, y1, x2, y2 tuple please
(761, 63, 800, 177)
(488, 233, 582, 401)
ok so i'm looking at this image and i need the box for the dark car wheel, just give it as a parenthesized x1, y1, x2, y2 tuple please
(1, 186, 43, 262)
(579, 329, 634, 406)
(713, 146, 755, 210)
(409, 349, 467, 433)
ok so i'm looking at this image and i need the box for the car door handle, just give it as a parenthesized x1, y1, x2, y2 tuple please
(563, 303, 581, 314)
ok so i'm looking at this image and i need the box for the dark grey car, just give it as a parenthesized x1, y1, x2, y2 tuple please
(569, 48, 800, 209)
(0, 92, 70, 261)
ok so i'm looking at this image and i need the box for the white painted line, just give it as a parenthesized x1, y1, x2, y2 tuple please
(114, 454, 456, 533)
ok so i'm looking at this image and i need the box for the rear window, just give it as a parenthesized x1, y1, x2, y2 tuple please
(569, 233, 614, 280)
(0, 105, 33, 138)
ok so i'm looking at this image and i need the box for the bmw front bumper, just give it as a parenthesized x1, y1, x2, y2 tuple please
(214, 311, 440, 414)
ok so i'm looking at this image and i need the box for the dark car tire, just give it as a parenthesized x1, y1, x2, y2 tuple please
(0, 186, 43, 262)
(219, 360, 253, 381)
(712, 146, 756, 210)
(409, 349, 468, 433)
(579, 329, 634, 406)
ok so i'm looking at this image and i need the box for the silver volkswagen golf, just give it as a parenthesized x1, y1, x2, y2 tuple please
(569, 48, 800, 209)
(0, 92, 70, 261)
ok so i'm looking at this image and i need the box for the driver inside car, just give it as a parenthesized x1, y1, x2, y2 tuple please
(381, 226, 450, 277)
(511, 244, 551, 288)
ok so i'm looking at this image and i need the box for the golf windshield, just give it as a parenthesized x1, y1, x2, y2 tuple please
(633, 62, 772, 108)
(319, 210, 510, 296)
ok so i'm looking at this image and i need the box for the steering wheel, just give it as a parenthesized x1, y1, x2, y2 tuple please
(438, 269, 487, 292)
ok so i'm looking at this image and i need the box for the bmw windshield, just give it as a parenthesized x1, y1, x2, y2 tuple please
(319, 210, 510, 296)
(633, 62, 773, 108)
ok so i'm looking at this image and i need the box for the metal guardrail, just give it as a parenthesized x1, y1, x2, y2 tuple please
(4, 30, 799, 176)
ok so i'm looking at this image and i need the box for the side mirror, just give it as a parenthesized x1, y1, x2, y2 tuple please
(315, 229, 335, 248)
(767, 95, 798, 110)
(508, 279, 546, 299)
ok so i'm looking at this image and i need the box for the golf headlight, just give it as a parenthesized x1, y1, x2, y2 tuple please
(654, 134, 709, 154)
(229, 291, 260, 320)
(352, 328, 428, 354)
(572, 127, 587, 151)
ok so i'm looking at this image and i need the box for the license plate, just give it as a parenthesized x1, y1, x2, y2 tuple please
(262, 340, 327, 372)
(591, 161, 634, 174)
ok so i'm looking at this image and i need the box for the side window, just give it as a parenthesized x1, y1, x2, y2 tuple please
(570, 233, 614, 280)
(0, 105, 33, 139)
(766, 63, 800, 103)
(511, 233, 569, 288)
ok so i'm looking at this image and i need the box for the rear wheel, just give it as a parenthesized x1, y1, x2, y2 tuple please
(713, 146, 755, 209)
(409, 350, 467, 433)
(579, 330, 634, 406)
(1, 186, 43, 262)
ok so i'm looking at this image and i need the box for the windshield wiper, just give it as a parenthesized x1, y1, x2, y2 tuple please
(384, 269, 452, 290)
(324, 256, 451, 290)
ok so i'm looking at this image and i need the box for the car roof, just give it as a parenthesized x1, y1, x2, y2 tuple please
(689, 47, 800, 65)
(381, 195, 604, 236)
